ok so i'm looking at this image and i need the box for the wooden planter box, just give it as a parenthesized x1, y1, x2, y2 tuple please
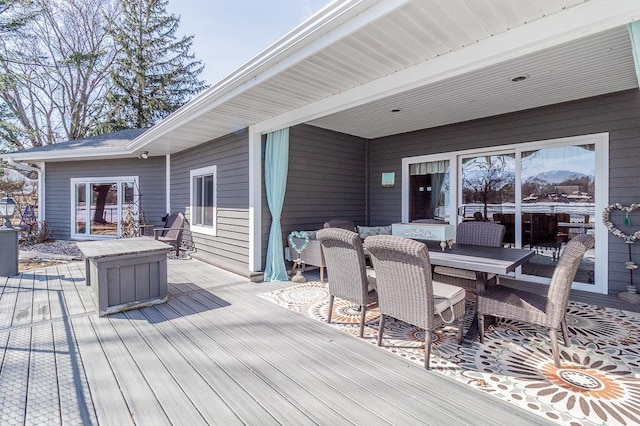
(77, 237, 172, 316)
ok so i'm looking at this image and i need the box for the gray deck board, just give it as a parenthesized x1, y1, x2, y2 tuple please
(87, 313, 171, 426)
(0, 276, 21, 330)
(212, 283, 539, 425)
(47, 264, 98, 425)
(26, 323, 59, 425)
(1, 257, 631, 425)
(122, 308, 245, 425)
(57, 263, 92, 317)
(182, 290, 395, 424)
(106, 311, 210, 425)
(72, 316, 132, 426)
(52, 320, 97, 426)
(26, 269, 56, 426)
(163, 293, 366, 425)
(139, 303, 272, 424)
(1, 329, 30, 424)
(139, 302, 286, 424)
(66, 262, 95, 314)
(13, 271, 34, 327)
(153, 297, 323, 425)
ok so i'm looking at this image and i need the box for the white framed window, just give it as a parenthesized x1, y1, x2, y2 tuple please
(402, 133, 608, 294)
(190, 165, 217, 236)
(70, 176, 138, 240)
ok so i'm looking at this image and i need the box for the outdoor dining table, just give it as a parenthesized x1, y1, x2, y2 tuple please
(420, 240, 535, 346)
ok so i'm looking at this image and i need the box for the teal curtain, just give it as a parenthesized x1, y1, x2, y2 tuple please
(263, 128, 290, 281)
(629, 21, 640, 87)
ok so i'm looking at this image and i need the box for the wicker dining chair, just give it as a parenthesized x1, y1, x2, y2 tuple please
(476, 233, 595, 367)
(316, 228, 378, 337)
(364, 235, 466, 369)
(432, 221, 506, 293)
(323, 219, 356, 232)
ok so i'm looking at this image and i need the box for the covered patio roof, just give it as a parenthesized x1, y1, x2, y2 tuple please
(6, 0, 640, 162)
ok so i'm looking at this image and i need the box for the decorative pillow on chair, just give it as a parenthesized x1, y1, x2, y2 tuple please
(357, 225, 392, 240)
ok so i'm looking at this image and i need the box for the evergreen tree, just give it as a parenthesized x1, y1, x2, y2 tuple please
(102, 0, 207, 131)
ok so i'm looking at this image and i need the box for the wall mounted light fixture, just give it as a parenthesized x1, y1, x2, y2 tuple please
(137, 151, 149, 160)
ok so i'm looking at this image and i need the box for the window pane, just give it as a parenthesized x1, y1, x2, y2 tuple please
(121, 182, 136, 237)
(461, 154, 515, 236)
(194, 176, 203, 225)
(75, 183, 86, 234)
(90, 183, 118, 236)
(409, 160, 450, 222)
(520, 144, 595, 284)
(203, 174, 214, 226)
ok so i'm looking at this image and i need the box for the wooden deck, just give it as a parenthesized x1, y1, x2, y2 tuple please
(0, 259, 633, 426)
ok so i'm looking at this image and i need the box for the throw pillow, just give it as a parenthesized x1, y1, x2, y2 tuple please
(357, 225, 392, 239)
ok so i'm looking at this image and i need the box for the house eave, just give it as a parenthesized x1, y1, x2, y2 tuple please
(125, 0, 640, 154)
(2, 147, 134, 163)
(6, 0, 640, 161)
(124, 0, 408, 153)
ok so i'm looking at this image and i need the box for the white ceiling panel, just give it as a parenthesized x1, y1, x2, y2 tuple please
(308, 26, 636, 139)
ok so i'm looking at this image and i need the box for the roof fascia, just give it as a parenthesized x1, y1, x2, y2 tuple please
(2, 147, 130, 163)
(125, 0, 410, 152)
(254, 0, 640, 135)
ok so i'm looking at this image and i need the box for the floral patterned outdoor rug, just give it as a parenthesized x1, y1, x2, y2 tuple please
(259, 281, 640, 426)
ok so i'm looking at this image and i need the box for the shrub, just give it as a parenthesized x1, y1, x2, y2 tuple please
(19, 221, 54, 244)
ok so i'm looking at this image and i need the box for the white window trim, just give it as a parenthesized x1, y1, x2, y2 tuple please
(402, 132, 609, 294)
(70, 176, 138, 240)
(189, 165, 217, 236)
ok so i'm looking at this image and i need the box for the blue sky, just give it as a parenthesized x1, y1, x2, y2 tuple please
(166, 0, 333, 85)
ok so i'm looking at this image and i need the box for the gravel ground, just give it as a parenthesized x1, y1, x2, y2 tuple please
(19, 239, 83, 259)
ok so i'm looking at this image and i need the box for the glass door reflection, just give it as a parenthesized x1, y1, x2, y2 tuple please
(460, 153, 515, 229)
(520, 144, 595, 284)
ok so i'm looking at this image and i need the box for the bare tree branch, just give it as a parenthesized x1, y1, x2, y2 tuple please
(0, 0, 119, 150)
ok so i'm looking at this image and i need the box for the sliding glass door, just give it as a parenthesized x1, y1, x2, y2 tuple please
(71, 177, 138, 239)
(460, 152, 515, 228)
(519, 144, 596, 283)
(403, 133, 607, 293)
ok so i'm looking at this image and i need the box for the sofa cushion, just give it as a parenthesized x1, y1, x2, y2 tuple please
(357, 225, 392, 240)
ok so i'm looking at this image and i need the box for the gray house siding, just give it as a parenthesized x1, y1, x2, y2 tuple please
(272, 124, 367, 250)
(44, 157, 166, 240)
(366, 88, 640, 294)
(169, 130, 251, 276)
